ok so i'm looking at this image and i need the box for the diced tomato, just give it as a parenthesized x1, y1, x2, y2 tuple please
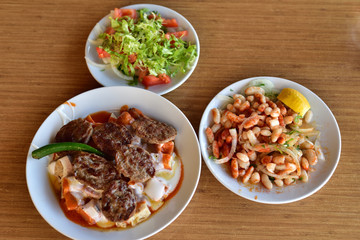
(142, 74, 171, 87)
(128, 54, 137, 64)
(162, 18, 178, 27)
(114, 8, 122, 19)
(147, 13, 161, 20)
(86, 111, 111, 124)
(105, 27, 116, 35)
(136, 68, 149, 81)
(162, 154, 172, 170)
(221, 144, 230, 158)
(96, 47, 111, 58)
(165, 31, 188, 40)
(161, 141, 174, 154)
(128, 108, 144, 119)
(158, 73, 171, 84)
(113, 8, 137, 19)
(76, 207, 96, 225)
(117, 111, 134, 125)
(119, 105, 129, 113)
(62, 178, 78, 211)
(142, 75, 161, 87)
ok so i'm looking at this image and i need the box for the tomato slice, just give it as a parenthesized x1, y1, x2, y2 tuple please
(104, 27, 116, 35)
(96, 47, 111, 58)
(128, 53, 137, 64)
(113, 8, 137, 19)
(162, 18, 178, 27)
(136, 68, 149, 81)
(142, 75, 171, 87)
(158, 73, 171, 84)
(165, 31, 188, 40)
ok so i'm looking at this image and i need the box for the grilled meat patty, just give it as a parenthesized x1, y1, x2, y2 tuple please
(131, 117, 177, 144)
(115, 144, 155, 183)
(92, 122, 134, 157)
(55, 118, 93, 144)
(72, 152, 117, 190)
(101, 179, 136, 222)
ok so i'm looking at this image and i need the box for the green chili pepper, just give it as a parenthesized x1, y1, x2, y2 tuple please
(32, 142, 105, 159)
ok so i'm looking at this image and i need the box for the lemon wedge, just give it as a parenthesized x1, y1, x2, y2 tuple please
(277, 88, 310, 116)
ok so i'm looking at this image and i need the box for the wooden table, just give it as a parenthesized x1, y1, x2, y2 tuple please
(1, 0, 359, 239)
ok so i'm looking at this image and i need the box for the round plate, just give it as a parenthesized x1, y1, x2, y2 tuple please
(85, 4, 200, 95)
(26, 86, 201, 239)
(199, 76, 341, 204)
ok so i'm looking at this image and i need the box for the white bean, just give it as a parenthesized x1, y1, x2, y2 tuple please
(274, 179, 284, 187)
(261, 173, 273, 190)
(260, 129, 271, 136)
(236, 152, 249, 163)
(250, 172, 260, 184)
(300, 169, 309, 182)
(304, 110, 313, 123)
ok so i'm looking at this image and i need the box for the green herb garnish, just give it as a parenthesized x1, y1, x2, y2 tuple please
(294, 115, 302, 123)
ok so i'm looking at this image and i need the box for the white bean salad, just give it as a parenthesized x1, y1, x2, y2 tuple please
(205, 81, 325, 190)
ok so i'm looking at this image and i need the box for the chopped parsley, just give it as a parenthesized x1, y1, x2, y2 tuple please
(284, 138, 294, 147)
(286, 129, 300, 135)
(294, 115, 302, 123)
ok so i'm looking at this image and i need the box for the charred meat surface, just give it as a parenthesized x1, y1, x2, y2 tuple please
(115, 145, 155, 183)
(131, 117, 177, 144)
(73, 152, 117, 190)
(92, 122, 134, 156)
(55, 118, 93, 143)
(101, 179, 136, 222)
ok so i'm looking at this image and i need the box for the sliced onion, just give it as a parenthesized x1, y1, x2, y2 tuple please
(88, 38, 104, 46)
(278, 145, 302, 176)
(315, 138, 325, 161)
(257, 164, 300, 180)
(85, 57, 110, 68)
(238, 115, 258, 142)
(111, 65, 134, 81)
(94, 23, 105, 37)
(215, 128, 237, 164)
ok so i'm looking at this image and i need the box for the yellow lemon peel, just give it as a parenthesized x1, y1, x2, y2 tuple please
(277, 88, 310, 116)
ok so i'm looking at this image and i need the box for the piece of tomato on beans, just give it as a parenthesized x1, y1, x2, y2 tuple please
(96, 47, 111, 58)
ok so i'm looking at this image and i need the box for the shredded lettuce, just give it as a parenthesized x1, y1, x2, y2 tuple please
(97, 8, 197, 84)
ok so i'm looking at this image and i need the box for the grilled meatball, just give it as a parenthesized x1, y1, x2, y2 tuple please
(101, 179, 136, 222)
(115, 145, 155, 183)
(131, 117, 177, 144)
(55, 118, 93, 143)
(92, 122, 134, 157)
(72, 152, 117, 190)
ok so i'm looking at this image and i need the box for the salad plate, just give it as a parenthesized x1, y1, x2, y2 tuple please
(85, 4, 200, 95)
(198, 76, 341, 204)
(26, 86, 201, 239)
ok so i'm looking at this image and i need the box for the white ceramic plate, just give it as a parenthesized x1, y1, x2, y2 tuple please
(85, 4, 200, 95)
(26, 86, 201, 239)
(199, 76, 341, 204)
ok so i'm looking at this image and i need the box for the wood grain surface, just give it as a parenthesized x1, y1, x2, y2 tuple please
(1, 0, 359, 239)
